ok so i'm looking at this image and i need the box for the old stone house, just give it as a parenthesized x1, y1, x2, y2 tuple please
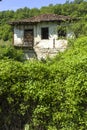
(10, 14, 72, 59)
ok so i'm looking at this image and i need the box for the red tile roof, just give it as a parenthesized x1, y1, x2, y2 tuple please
(9, 14, 71, 25)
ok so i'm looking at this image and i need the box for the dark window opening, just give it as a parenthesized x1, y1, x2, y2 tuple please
(41, 27, 49, 39)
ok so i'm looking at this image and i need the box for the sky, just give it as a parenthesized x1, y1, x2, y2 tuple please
(0, 0, 67, 11)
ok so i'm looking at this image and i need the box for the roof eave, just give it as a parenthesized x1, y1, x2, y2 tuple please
(9, 19, 71, 26)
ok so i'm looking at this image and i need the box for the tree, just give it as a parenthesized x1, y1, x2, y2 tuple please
(74, 0, 85, 4)
(65, 0, 70, 4)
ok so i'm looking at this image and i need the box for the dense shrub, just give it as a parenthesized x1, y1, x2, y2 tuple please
(0, 37, 87, 129)
(0, 44, 24, 61)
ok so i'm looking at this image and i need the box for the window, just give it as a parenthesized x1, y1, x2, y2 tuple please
(41, 27, 49, 39)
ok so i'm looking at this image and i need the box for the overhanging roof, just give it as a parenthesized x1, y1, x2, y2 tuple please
(9, 14, 72, 25)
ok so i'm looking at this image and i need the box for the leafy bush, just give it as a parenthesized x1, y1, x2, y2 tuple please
(0, 43, 24, 61)
(57, 25, 67, 38)
(0, 37, 87, 130)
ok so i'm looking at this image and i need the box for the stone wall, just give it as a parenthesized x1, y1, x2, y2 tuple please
(23, 39, 67, 60)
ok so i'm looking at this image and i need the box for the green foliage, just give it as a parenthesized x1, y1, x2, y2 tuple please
(73, 0, 85, 4)
(57, 25, 67, 38)
(70, 19, 87, 38)
(0, 36, 87, 129)
(0, 24, 13, 41)
(0, 43, 24, 61)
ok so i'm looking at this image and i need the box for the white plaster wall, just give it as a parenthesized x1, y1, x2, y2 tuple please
(49, 23, 58, 40)
(14, 23, 73, 48)
(14, 22, 58, 46)
(34, 22, 58, 45)
(14, 27, 24, 46)
(14, 25, 34, 46)
(35, 39, 67, 50)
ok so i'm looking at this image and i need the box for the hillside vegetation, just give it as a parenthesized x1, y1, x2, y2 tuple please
(0, 36, 87, 129)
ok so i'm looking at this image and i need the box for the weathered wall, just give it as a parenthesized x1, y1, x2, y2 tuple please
(13, 22, 58, 46)
(34, 22, 58, 45)
(14, 27, 24, 46)
(14, 25, 34, 46)
(24, 39, 67, 60)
